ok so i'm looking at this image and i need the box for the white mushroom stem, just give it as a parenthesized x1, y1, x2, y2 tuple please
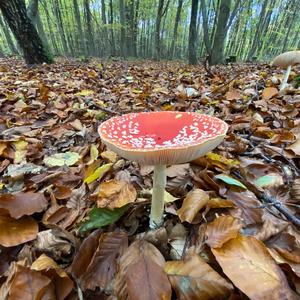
(280, 65, 292, 91)
(150, 164, 166, 229)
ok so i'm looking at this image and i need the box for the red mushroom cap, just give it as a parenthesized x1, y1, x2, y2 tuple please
(98, 111, 228, 165)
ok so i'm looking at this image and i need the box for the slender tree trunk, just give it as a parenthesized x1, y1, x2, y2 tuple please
(0, 14, 18, 55)
(188, 0, 199, 64)
(210, 0, 231, 65)
(119, 0, 126, 57)
(200, 0, 212, 55)
(53, 0, 69, 55)
(101, 0, 109, 56)
(73, 0, 85, 55)
(109, 0, 116, 56)
(84, 0, 95, 56)
(155, 0, 169, 60)
(0, 0, 52, 64)
(170, 0, 183, 59)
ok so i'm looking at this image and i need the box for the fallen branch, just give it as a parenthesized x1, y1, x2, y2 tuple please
(232, 170, 300, 228)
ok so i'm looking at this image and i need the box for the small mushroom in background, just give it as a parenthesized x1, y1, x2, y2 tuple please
(271, 50, 300, 91)
(98, 111, 228, 228)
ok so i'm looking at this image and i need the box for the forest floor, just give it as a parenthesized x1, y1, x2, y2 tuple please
(0, 57, 300, 299)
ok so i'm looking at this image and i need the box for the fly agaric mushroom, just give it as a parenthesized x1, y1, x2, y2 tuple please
(271, 50, 300, 91)
(98, 111, 228, 228)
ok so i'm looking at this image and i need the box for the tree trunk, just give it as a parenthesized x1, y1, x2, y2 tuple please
(0, 0, 52, 64)
(188, 0, 199, 65)
(0, 14, 19, 55)
(170, 0, 183, 59)
(101, 0, 109, 56)
(119, 0, 126, 57)
(73, 0, 85, 55)
(200, 0, 212, 55)
(210, 0, 231, 65)
(155, 0, 166, 60)
(84, 0, 95, 56)
(109, 0, 116, 56)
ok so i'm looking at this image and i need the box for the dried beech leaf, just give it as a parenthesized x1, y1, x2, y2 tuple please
(72, 231, 128, 291)
(115, 240, 168, 299)
(262, 87, 278, 100)
(177, 189, 209, 223)
(0, 263, 51, 300)
(212, 235, 297, 300)
(0, 192, 48, 219)
(165, 254, 233, 300)
(31, 254, 73, 300)
(126, 256, 172, 300)
(206, 215, 242, 248)
(0, 215, 38, 247)
(97, 179, 137, 209)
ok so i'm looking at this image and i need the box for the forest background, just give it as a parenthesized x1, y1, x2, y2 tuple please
(0, 0, 299, 65)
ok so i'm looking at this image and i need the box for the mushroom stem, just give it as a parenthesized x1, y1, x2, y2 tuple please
(150, 164, 166, 229)
(280, 65, 292, 91)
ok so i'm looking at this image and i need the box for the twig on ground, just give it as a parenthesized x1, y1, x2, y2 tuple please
(84, 99, 121, 116)
(232, 170, 300, 228)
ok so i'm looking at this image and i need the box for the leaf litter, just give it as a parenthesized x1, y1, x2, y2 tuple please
(0, 58, 300, 299)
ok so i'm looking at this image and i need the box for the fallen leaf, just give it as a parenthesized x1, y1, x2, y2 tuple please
(165, 254, 233, 300)
(0, 215, 38, 247)
(0, 192, 48, 218)
(0, 263, 51, 300)
(206, 215, 242, 248)
(212, 235, 296, 300)
(71, 231, 128, 291)
(101, 150, 118, 163)
(286, 138, 300, 156)
(44, 152, 80, 167)
(262, 87, 278, 100)
(177, 189, 209, 223)
(225, 89, 242, 100)
(13, 140, 28, 164)
(115, 240, 171, 300)
(79, 206, 128, 233)
(255, 174, 283, 188)
(215, 174, 247, 189)
(97, 179, 137, 209)
(76, 89, 94, 96)
(31, 254, 73, 300)
(87, 144, 99, 165)
(84, 163, 112, 184)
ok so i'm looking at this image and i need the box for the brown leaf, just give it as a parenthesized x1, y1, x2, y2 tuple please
(0, 192, 48, 218)
(0, 263, 51, 300)
(115, 240, 170, 300)
(206, 216, 242, 248)
(126, 256, 172, 300)
(97, 179, 137, 209)
(212, 235, 297, 300)
(262, 87, 278, 100)
(165, 254, 233, 300)
(71, 231, 128, 291)
(225, 89, 242, 100)
(0, 215, 38, 247)
(177, 189, 209, 223)
(31, 254, 73, 300)
(286, 138, 300, 156)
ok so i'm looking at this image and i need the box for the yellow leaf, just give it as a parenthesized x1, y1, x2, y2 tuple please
(87, 144, 99, 165)
(0, 183, 4, 190)
(177, 189, 209, 223)
(84, 163, 112, 184)
(97, 179, 137, 209)
(44, 152, 80, 167)
(13, 140, 28, 164)
(205, 152, 239, 168)
(262, 87, 278, 100)
(75, 89, 94, 96)
(101, 150, 118, 163)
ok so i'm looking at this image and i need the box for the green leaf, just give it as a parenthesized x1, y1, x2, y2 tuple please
(79, 206, 128, 233)
(44, 152, 80, 167)
(84, 163, 112, 184)
(255, 175, 282, 188)
(215, 174, 247, 190)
